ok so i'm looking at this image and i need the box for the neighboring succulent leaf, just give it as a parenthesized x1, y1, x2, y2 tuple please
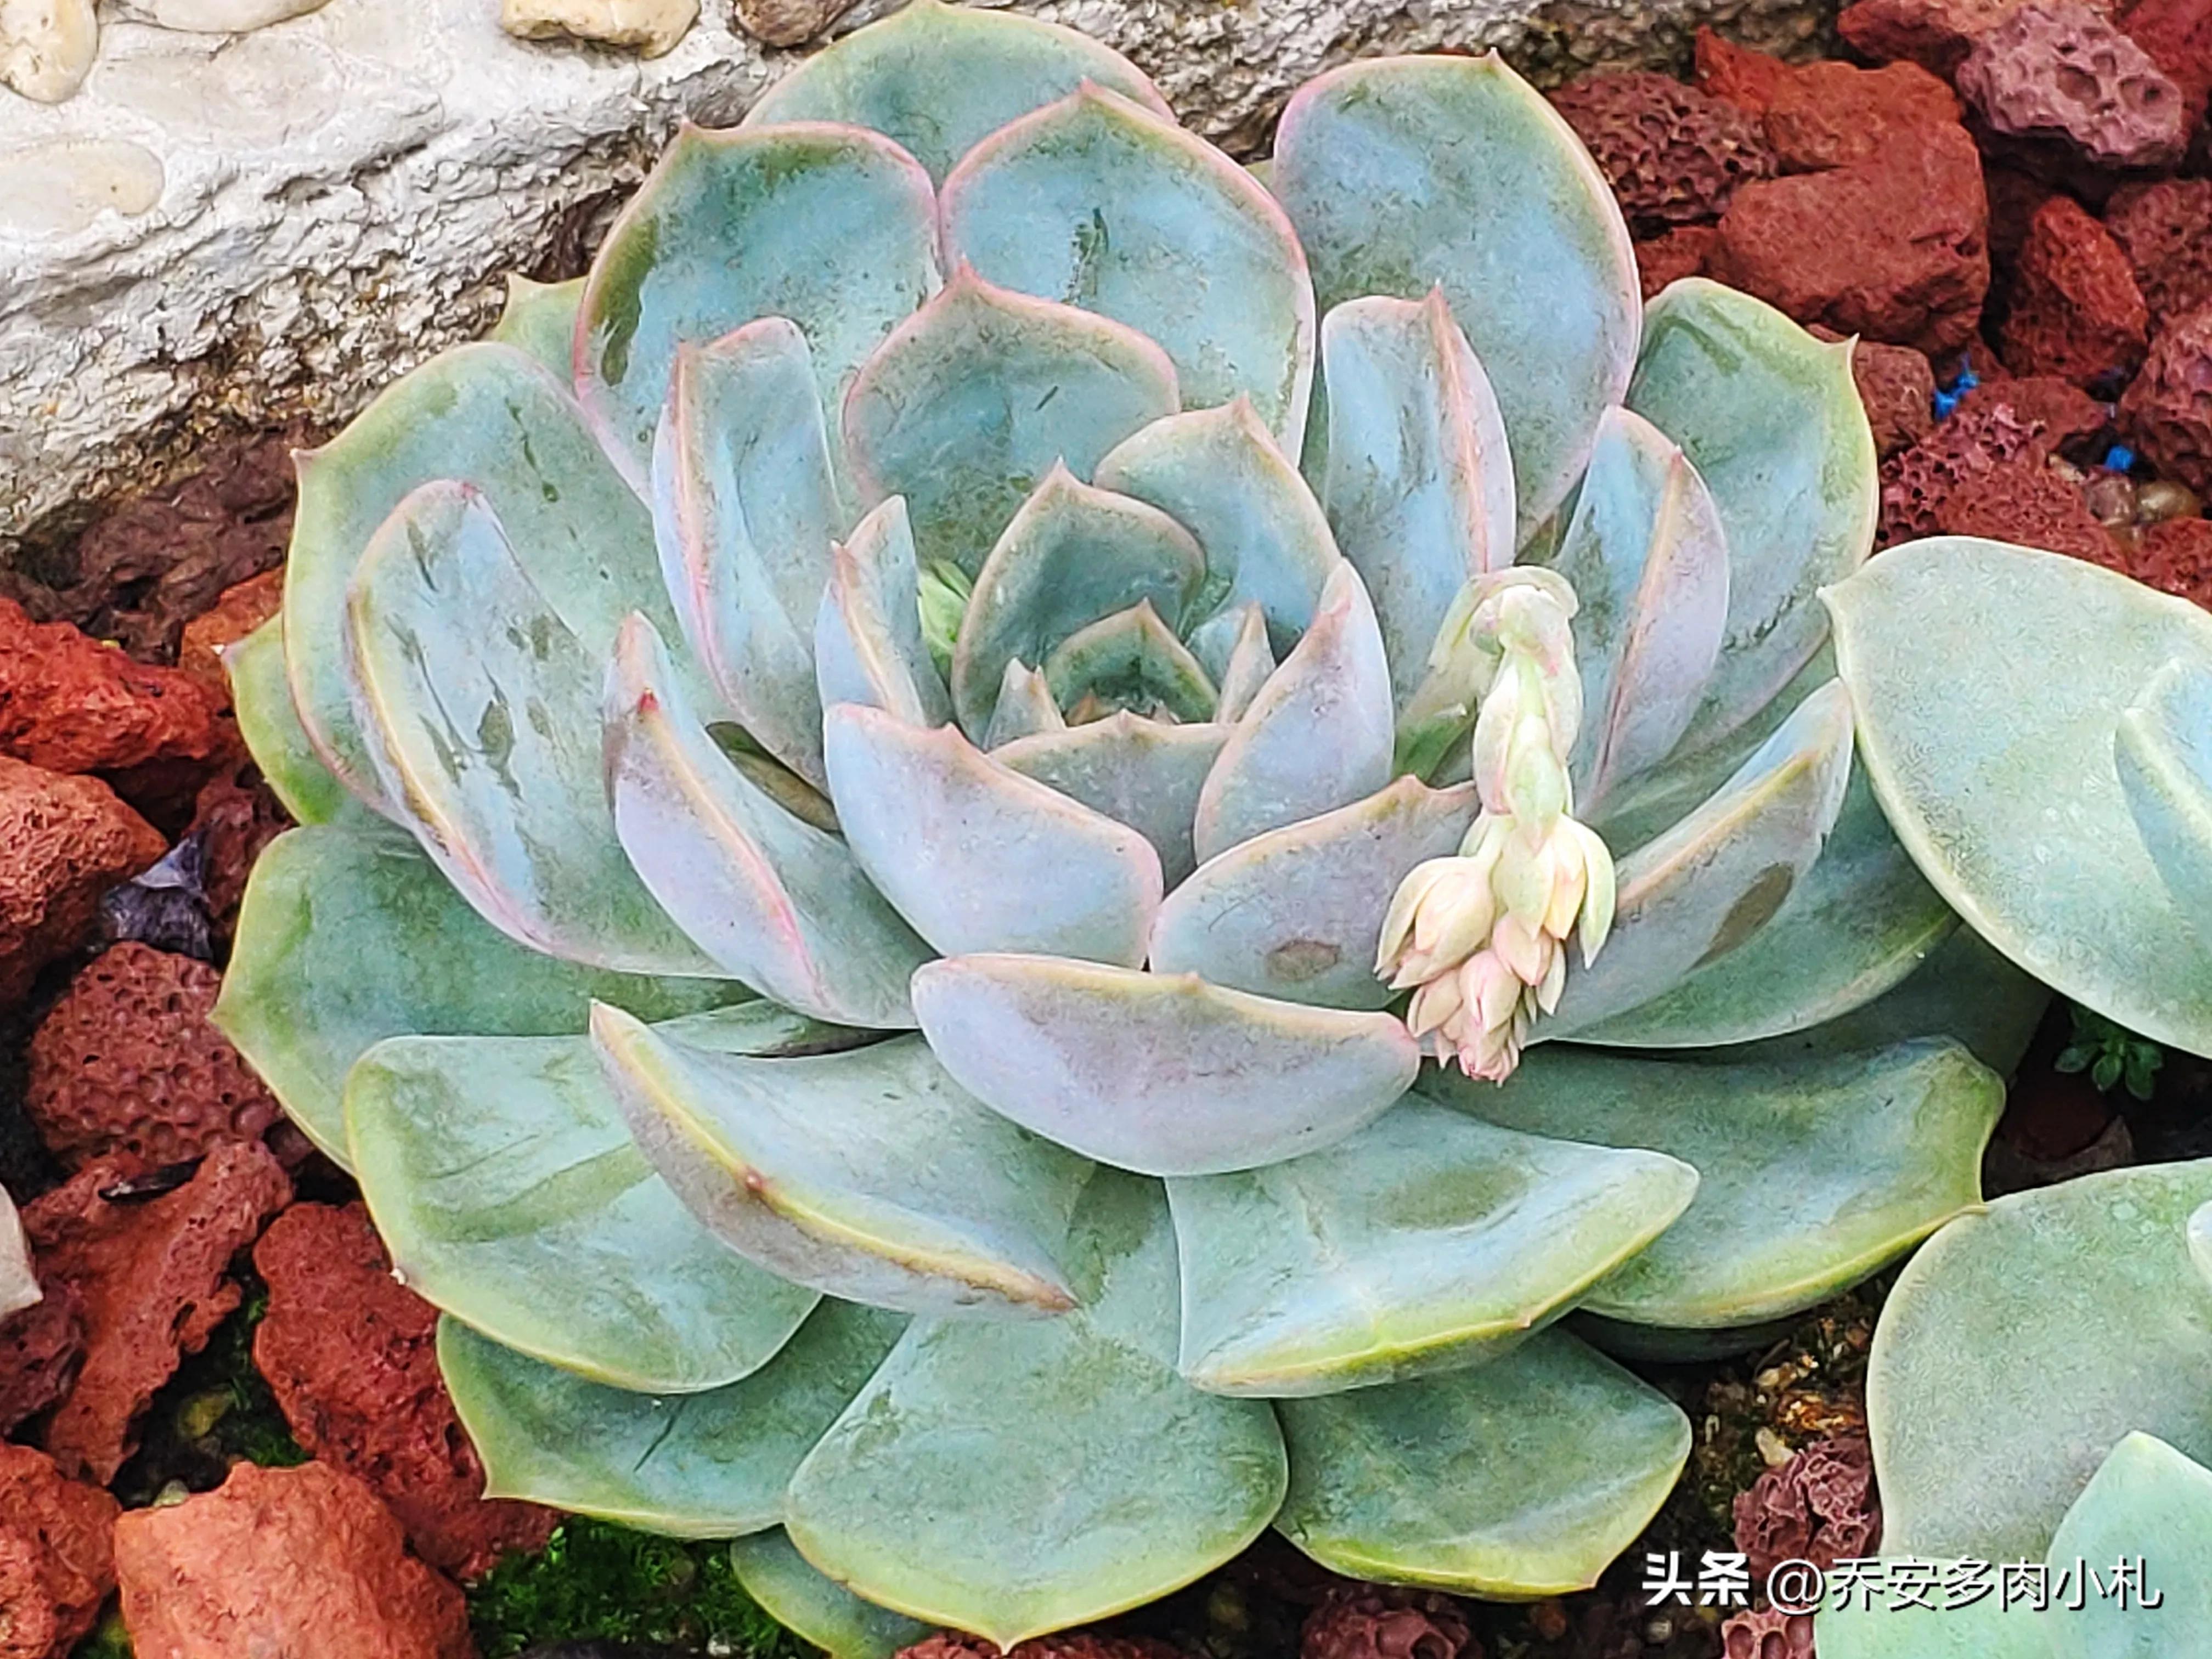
(1097, 403, 1342, 651)
(438, 1300, 906, 1537)
(488, 273, 584, 379)
(1273, 54, 1639, 538)
(1438, 1039, 2001, 1330)
(594, 1011, 1096, 1317)
(1273, 1328, 1689, 1595)
(1193, 562, 1395, 864)
(652, 317, 849, 787)
(941, 85, 1314, 449)
(994, 714, 1229, 887)
(0, 1186, 35, 1322)
(822, 703, 1165, 966)
(2116, 659, 2212, 926)
(844, 268, 1180, 580)
(1627, 279, 1876, 758)
(983, 660, 1066, 747)
(1867, 1162, 2212, 1562)
(285, 342, 665, 813)
(909, 954, 1420, 1176)
(1170, 1099, 1696, 1396)
(1042, 602, 1218, 724)
(227, 616, 369, 827)
(214, 826, 744, 1167)
(1815, 1569, 2056, 1658)
(1307, 293, 1514, 705)
(1151, 776, 1477, 1009)
(1209, 603, 1278, 723)
(1543, 679, 1855, 1036)
(1545, 405, 1729, 817)
(607, 616, 932, 1029)
(741, 0, 1173, 183)
(2193, 1201, 2212, 1293)
(784, 1171, 1288, 1646)
(2046, 1433, 2212, 1658)
(729, 1531, 933, 1659)
(1827, 538, 2212, 1058)
(950, 466, 1206, 734)
(346, 482, 718, 975)
(815, 497, 952, 729)
(576, 122, 939, 481)
(347, 1015, 825, 1391)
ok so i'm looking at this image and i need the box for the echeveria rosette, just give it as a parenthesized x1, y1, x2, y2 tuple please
(215, 2, 2018, 1641)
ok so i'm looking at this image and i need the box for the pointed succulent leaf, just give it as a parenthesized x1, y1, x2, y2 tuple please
(346, 482, 716, 975)
(1308, 294, 1515, 704)
(2115, 658, 2212, 924)
(1273, 54, 1639, 537)
(822, 703, 1165, 966)
(1547, 406, 1729, 816)
(843, 268, 1180, 580)
(1096, 403, 1342, 652)
(607, 617, 932, 1029)
(950, 466, 1206, 734)
(784, 1172, 1288, 1647)
(1152, 776, 1477, 1009)
(437, 1300, 906, 1537)
(1816, 1566, 2056, 1658)
(488, 273, 585, 379)
(1273, 1328, 1689, 1596)
(1, 1186, 35, 1322)
(652, 318, 848, 786)
(815, 497, 952, 729)
(1543, 679, 1855, 1036)
(1193, 562, 1395, 865)
(346, 1015, 827, 1391)
(594, 1011, 1096, 1317)
(285, 342, 668, 813)
(1827, 537, 2212, 1057)
(214, 826, 744, 1167)
(227, 616, 371, 828)
(2046, 1433, 2212, 1658)
(577, 122, 939, 481)
(729, 1531, 933, 1659)
(941, 86, 1313, 450)
(983, 659, 1066, 748)
(1170, 1099, 1696, 1396)
(1042, 602, 1218, 725)
(993, 714, 1229, 888)
(1627, 280, 1877, 758)
(910, 953, 1420, 1176)
(1437, 1038, 2001, 1331)
(741, 0, 1172, 184)
(1209, 603, 1278, 723)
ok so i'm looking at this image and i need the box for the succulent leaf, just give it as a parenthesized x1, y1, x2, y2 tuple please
(226, 616, 372, 828)
(438, 1300, 906, 1537)
(2045, 1434, 2212, 1657)
(909, 953, 1419, 1175)
(983, 659, 1067, 747)
(1169, 1099, 1696, 1396)
(1815, 1567, 2056, 1657)
(941, 85, 1314, 449)
(1152, 775, 1478, 1009)
(1042, 601, 1217, 724)
(1206, 603, 1278, 723)
(993, 713, 1229, 887)
(593, 1009, 1096, 1317)
(2115, 659, 2212, 928)
(488, 273, 585, 379)
(783, 1171, 1288, 1647)
(822, 702, 1165, 964)
(815, 497, 953, 729)
(1273, 1328, 1688, 1595)
(1273, 54, 1639, 538)
(729, 1531, 934, 1659)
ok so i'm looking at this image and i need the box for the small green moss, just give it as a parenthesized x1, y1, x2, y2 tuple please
(72, 1610, 133, 1659)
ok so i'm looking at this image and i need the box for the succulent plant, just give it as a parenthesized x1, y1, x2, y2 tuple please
(217, 2, 2029, 1642)
(0, 1185, 35, 1322)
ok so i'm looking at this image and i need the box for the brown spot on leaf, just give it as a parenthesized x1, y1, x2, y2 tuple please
(1265, 939, 1342, 982)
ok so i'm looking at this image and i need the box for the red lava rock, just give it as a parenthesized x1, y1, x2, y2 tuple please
(1999, 195, 2150, 386)
(2106, 177, 2212, 326)
(26, 943, 282, 1174)
(2121, 303, 2212, 490)
(1707, 122, 1990, 353)
(898, 1638, 1194, 1659)
(1881, 391, 2051, 543)
(0, 597, 233, 781)
(1733, 1432, 1883, 1583)
(1695, 28, 1793, 114)
(1935, 454, 2124, 557)
(1299, 1585, 1477, 1659)
(0, 757, 167, 1004)
(112, 1459, 475, 1659)
(1959, 1, 2192, 168)
(1761, 59, 1964, 171)
(2120, 514, 2212, 601)
(1720, 1609, 1815, 1659)
(0, 1528, 62, 1659)
(1813, 327, 1938, 456)
(1635, 225, 1718, 299)
(1548, 72, 1775, 232)
(1837, 0, 2022, 75)
(175, 568, 284, 698)
(1957, 372, 2114, 445)
(0, 1441, 122, 1657)
(0, 1274, 86, 1436)
(253, 1202, 560, 1582)
(2119, 0, 2212, 124)
(182, 763, 291, 941)
(1984, 165, 2059, 269)
(23, 1141, 291, 1483)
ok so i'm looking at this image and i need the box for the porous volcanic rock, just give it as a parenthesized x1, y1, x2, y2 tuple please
(1733, 1432, 1882, 1582)
(1935, 455, 2123, 558)
(1300, 1585, 1477, 1659)
(1812, 326, 1937, 456)
(1836, 0, 2021, 75)
(175, 568, 284, 696)
(2000, 195, 2150, 386)
(1958, 1, 2192, 168)
(112, 1460, 476, 1659)
(0, 1442, 121, 1658)
(2119, 0, 2212, 123)
(2107, 177, 2212, 327)
(1694, 26, 1794, 112)
(1880, 400, 2050, 542)
(0, 1273, 86, 1436)
(1634, 225, 1718, 298)
(2124, 514, 2212, 603)
(2121, 303, 2212, 490)
(0, 1527, 62, 1659)
(1720, 1609, 1815, 1659)
(0, 599, 232, 783)
(1760, 58, 1963, 170)
(0, 758, 167, 1004)
(1955, 373, 2111, 445)
(1548, 71, 1775, 233)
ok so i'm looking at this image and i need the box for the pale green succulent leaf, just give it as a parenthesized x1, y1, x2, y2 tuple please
(729, 1531, 933, 1659)
(823, 702, 1164, 964)
(941, 84, 1314, 449)
(437, 1300, 906, 1538)
(1170, 1099, 1696, 1396)
(982, 659, 1066, 748)
(909, 953, 1419, 1176)
(1826, 537, 2212, 1057)
(993, 713, 1229, 888)
(2046, 1432, 2212, 1659)
(594, 1012, 1096, 1317)
(2115, 658, 2212, 926)
(1273, 1328, 1688, 1596)
(487, 273, 585, 379)
(1273, 53, 1639, 539)
(2192, 1201, 2212, 1291)
(784, 1171, 1288, 1647)
(1151, 775, 1477, 1010)
(815, 496, 952, 729)
(1042, 602, 1217, 724)
(227, 616, 373, 827)
(1815, 1566, 2057, 1659)
(1207, 603, 1279, 723)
